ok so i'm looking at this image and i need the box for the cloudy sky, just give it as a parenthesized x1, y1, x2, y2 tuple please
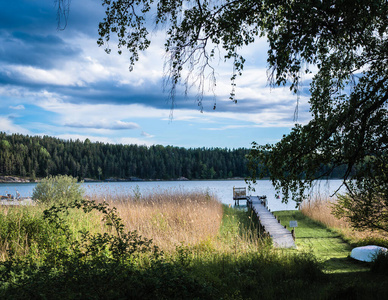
(1, 1, 312, 149)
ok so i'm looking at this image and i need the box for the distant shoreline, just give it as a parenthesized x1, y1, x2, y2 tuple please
(0, 175, 248, 184)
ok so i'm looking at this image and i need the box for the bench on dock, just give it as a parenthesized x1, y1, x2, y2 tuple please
(233, 187, 247, 205)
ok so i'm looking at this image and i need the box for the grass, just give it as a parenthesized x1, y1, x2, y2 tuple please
(274, 210, 368, 273)
(300, 197, 388, 247)
(1, 188, 387, 299)
(0, 204, 103, 261)
(0, 189, 230, 261)
(95, 189, 224, 252)
(274, 210, 388, 299)
(172, 205, 324, 300)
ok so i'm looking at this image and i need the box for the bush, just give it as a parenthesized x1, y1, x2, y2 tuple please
(32, 175, 85, 205)
(371, 250, 388, 275)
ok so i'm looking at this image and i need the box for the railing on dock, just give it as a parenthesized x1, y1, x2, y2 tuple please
(246, 195, 296, 248)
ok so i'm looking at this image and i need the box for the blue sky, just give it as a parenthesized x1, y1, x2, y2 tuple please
(0, 1, 313, 149)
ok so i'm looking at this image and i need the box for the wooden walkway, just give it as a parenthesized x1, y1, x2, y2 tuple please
(247, 196, 296, 248)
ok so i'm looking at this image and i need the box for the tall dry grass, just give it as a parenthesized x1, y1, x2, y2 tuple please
(87, 188, 224, 252)
(300, 197, 349, 229)
(2, 187, 260, 260)
(300, 197, 388, 243)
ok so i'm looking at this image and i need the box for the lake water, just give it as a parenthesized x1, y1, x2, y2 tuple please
(0, 179, 345, 211)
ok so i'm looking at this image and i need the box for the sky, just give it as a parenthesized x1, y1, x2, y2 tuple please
(0, 1, 313, 149)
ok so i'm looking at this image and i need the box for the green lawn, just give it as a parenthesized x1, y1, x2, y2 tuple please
(274, 210, 370, 273)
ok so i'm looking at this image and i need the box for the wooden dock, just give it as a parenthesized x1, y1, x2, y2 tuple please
(247, 196, 296, 249)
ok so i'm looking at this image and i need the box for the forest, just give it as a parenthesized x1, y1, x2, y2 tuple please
(0, 132, 251, 181)
(0, 132, 349, 181)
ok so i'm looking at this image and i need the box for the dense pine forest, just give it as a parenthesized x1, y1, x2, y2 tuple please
(0, 132, 250, 181)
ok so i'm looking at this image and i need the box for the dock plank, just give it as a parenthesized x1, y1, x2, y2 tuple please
(248, 196, 296, 248)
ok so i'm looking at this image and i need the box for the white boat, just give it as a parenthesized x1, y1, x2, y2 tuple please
(350, 245, 388, 262)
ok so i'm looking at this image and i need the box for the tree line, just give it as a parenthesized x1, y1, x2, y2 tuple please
(0, 132, 350, 182)
(0, 132, 251, 181)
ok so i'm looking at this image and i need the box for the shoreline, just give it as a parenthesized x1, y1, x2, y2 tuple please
(0, 176, 33, 183)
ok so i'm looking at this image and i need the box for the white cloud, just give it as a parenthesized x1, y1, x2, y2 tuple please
(141, 131, 154, 138)
(34, 94, 169, 120)
(65, 120, 140, 130)
(36, 92, 308, 130)
(9, 105, 25, 110)
(54, 134, 154, 146)
(0, 1, 314, 149)
(56, 134, 113, 144)
(118, 137, 154, 146)
(3, 31, 165, 89)
(10, 65, 84, 86)
(61, 32, 165, 86)
(0, 117, 30, 135)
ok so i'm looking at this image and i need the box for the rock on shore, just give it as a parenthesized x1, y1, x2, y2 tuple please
(0, 176, 31, 183)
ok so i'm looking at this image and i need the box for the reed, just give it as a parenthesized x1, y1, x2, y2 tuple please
(300, 197, 348, 229)
(300, 197, 388, 244)
(86, 186, 267, 254)
(87, 187, 224, 252)
(1, 187, 257, 259)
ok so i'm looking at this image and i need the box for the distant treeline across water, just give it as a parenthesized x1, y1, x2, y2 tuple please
(0, 132, 348, 181)
(0, 132, 250, 180)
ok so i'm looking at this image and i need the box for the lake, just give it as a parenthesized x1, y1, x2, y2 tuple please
(0, 179, 345, 211)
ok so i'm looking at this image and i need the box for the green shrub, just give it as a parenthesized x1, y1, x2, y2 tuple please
(371, 250, 388, 275)
(32, 175, 85, 205)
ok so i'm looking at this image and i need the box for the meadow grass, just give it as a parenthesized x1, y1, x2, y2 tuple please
(0, 188, 223, 260)
(0, 205, 47, 260)
(274, 210, 367, 273)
